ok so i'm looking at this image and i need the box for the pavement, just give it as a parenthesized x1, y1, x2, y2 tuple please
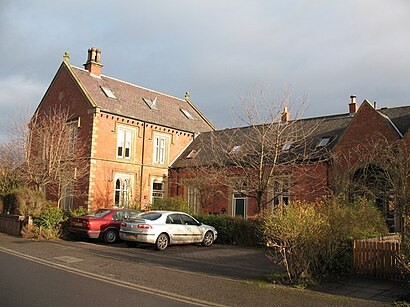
(0, 232, 408, 306)
(313, 276, 409, 303)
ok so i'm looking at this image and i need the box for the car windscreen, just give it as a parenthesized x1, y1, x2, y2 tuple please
(138, 212, 162, 221)
(85, 209, 111, 218)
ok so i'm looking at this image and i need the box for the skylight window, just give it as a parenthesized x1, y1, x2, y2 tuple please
(230, 145, 241, 154)
(180, 108, 195, 120)
(101, 86, 117, 99)
(317, 137, 330, 147)
(143, 97, 158, 110)
(186, 149, 200, 159)
(282, 143, 292, 151)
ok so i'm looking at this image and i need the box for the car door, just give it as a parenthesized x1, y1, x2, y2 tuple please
(179, 214, 203, 243)
(165, 214, 185, 243)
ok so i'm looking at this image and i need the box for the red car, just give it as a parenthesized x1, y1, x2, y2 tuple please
(69, 209, 140, 243)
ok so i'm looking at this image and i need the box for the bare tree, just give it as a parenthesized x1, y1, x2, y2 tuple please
(333, 136, 410, 233)
(0, 141, 22, 196)
(13, 106, 89, 208)
(175, 89, 324, 213)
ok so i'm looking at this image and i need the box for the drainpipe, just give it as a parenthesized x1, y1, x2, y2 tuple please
(140, 122, 147, 209)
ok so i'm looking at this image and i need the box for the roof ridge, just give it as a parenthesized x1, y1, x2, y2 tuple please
(70, 64, 186, 103)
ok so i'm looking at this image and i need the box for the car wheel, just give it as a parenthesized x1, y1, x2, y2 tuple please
(156, 233, 169, 251)
(126, 241, 137, 248)
(103, 229, 118, 244)
(202, 231, 214, 247)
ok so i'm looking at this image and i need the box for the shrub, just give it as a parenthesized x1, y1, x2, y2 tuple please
(35, 206, 65, 230)
(260, 197, 388, 286)
(194, 214, 262, 246)
(151, 196, 190, 213)
(22, 206, 65, 240)
(2, 187, 48, 216)
(397, 230, 410, 288)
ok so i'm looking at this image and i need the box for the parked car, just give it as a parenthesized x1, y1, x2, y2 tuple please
(69, 208, 140, 243)
(119, 211, 218, 250)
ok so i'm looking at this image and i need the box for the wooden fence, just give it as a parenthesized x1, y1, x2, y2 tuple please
(353, 235, 402, 280)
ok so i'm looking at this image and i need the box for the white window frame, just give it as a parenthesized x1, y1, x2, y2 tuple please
(187, 186, 200, 214)
(117, 126, 135, 159)
(232, 193, 247, 218)
(153, 133, 169, 164)
(151, 178, 165, 204)
(62, 183, 74, 211)
(271, 178, 290, 209)
(114, 173, 134, 208)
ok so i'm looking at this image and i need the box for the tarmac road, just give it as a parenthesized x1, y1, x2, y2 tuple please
(0, 233, 398, 306)
(0, 251, 199, 307)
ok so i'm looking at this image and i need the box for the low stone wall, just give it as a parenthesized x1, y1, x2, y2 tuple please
(0, 214, 24, 236)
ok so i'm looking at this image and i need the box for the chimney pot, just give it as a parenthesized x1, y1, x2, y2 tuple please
(281, 106, 290, 122)
(349, 95, 358, 115)
(84, 47, 103, 76)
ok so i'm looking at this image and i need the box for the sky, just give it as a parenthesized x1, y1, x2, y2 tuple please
(1, 0, 409, 141)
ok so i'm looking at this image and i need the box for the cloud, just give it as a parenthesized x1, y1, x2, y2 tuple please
(0, 75, 45, 141)
(0, 0, 409, 133)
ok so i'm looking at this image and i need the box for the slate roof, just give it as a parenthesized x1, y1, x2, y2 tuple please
(172, 105, 410, 169)
(70, 65, 214, 133)
(172, 113, 354, 168)
(378, 106, 410, 136)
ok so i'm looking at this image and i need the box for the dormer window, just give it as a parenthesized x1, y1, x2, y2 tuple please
(143, 97, 158, 110)
(180, 108, 194, 120)
(282, 143, 292, 151)
(317, 137, 330, 147)
(101, 86, 116, 99)
(230, 145, 241, 154)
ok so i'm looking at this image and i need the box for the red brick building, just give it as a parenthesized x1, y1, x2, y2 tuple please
(169, 96, 410, 232)
(34, 48, 214, 211)
(34, 48, 410, 232)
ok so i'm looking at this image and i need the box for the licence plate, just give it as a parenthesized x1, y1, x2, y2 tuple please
(74, 222, 83, 227)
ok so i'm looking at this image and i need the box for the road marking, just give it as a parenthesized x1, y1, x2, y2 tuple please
(0, 246, 226, 307)
(53, 256, 83, 263)
(50, 240, 268, 279)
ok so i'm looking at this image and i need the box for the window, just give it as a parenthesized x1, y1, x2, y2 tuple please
(143, 97, 158, 110)
(166, 214, 182, 224)
(272, 179, 290, 209)
(152, 181, 164, 204)
(186, 149, 200, 159)
(282, 143, 292, 151)
(230, 145, 241, 154)
(153, 135, 168, 164)
(180, 108, 194, 120)
(62, 184, 73, 211)
(180, 214, 198, 225)
(317, 137, 330, 148)
(233, 193, 247, 218)
(114, 175, 133, 207)
(187, 186, 200, 213)
(117, 126, 134, 159)
(101, 86, 117, 99)
(68, 122, 78, 155)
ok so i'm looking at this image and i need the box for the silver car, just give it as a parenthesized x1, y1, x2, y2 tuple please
(119, 211, 218, 250)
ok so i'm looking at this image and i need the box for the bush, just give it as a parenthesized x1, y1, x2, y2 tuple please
(2, 187, 48, 216)
(397, 232, 410, 288)
(194, 214, 262, 246)
(260, 197, 388, 287)
(22, 206, 65, 240)
(151, 196, 190, 213)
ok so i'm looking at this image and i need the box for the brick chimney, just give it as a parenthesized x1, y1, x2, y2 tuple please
(281, 106, 290, 122)
(83, 47, 103, 76)
(349, 95, 358, 115)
